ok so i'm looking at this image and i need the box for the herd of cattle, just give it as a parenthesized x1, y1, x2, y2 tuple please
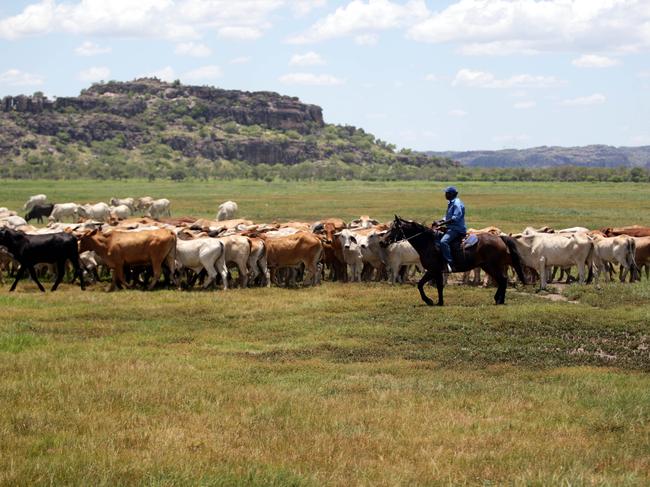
(0, 193, 649, 293)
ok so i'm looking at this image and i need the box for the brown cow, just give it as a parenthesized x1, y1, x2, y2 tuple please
(318, 222, 347, 282)
(79, 228, 176, 291)
(602, 225, 650, 238)
(256, 231, 323, 286)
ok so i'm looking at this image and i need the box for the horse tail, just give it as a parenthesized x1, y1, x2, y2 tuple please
(500, 235, 527, 285)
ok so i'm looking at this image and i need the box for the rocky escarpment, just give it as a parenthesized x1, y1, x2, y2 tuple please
(0, 78, 454, 179)
(427, 145, 650, 168)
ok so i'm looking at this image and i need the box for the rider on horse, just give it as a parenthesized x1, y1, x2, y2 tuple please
(433, 186, 466, 273)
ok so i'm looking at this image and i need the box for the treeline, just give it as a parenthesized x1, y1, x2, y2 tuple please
(1, 147, 649, 182)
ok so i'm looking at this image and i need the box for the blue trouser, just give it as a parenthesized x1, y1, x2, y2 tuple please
(440, 229, 465, 266)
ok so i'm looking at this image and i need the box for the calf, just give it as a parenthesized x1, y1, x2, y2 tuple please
(591, 234, 637, 283)
(367, 230, 422, 284)
(77, 202, 111, 222)
(24, 194, 47, 211)
(0, 227, 84, 292)
(49, 203, 80, 223)
(217, 200, 238, 221)
(335, 229, 363, 282)
(25, 203, 54, 224)
(147, 198, 171, 219)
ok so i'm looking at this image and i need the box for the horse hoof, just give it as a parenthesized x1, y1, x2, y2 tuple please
(424, 300, 434, 306)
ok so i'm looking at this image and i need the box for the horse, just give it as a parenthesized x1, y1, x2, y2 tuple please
(382, 216, 526, 306)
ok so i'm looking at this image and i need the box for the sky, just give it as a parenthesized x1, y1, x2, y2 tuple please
(0, 0, 649, 151)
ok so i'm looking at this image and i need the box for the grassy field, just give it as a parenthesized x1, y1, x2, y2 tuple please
(1, 179, 650, 485)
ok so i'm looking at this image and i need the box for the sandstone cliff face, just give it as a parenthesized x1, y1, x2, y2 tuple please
(0, 78, 452, 177)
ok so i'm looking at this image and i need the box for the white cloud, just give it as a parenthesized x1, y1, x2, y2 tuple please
(408, 0, 650, 55)
(572, 54, 620, 68)
(289, 51, 325, 66)
(175, 42, 212, 57)
(0, 0, 283, 41)
(287, 0, 428, 44)
(452, 69, 565, 89)
(560, 93, 606, 106)
(424, 73, 438, 81)
(229, 56, 251, 64)
(182, 65, 222, 82)
(78, 66, 110, 82)
(355, 33, 378, 46)
(639, 70, 650, 79)
(0, 68, 44, 86)
(279, 72, 344, 85)
(449, 109, 467, 117)
(493, 134, 531, 145)
(218, 26, 262, 40)
(75, 40, 111, 56)
(514, 100, 536, 109)
(290, 0, 328, 17)
(141, 66, 176, 82)
(630, 135, 650, 145)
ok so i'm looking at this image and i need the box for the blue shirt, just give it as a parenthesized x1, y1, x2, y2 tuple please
(444, 197, 466, 233)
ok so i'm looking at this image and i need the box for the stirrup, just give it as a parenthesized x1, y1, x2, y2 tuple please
(443, 263, 453, 273)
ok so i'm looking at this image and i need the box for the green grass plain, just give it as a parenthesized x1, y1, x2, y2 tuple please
(1, 179, 649, 486)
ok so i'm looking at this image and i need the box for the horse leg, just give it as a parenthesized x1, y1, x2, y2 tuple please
(434, 271, 445, 306)
(9, 265, 27, 292)
(417, 270, 436, 306)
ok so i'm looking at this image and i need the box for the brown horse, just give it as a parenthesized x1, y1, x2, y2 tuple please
(383, 216, 526, 306)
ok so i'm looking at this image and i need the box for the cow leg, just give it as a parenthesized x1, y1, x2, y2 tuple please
(27, 266, 46, 292)
(538, 257, 547, 290)
(216, 258, 228, 290)
(148, 261, 163, 290)
(417, 269, 436, 306)
(51, 260, 66, 291)
(9, 265, 27, 292)
(577, 261, 586, 284)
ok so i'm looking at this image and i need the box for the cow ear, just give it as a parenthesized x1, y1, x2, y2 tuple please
(334, 231, 341, 236)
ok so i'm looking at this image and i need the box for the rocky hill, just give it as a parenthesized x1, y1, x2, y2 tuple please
(426, 145, 650, 168)
(0, 78, 454, 179)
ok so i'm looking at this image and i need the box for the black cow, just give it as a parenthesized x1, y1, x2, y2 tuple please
(25, 203, 54, 224)
(0, 228, 85, 292)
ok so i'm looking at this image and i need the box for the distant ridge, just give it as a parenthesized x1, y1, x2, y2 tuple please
(425, 145, 650, 168)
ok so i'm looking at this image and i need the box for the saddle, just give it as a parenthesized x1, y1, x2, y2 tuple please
(434, 232, 479, 268)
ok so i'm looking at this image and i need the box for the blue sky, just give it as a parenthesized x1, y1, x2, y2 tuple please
(1, 0, 649, 151)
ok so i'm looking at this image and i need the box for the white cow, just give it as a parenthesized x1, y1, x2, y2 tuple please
(512, 229, 594, 289)
(367, 231, 423, 284)
(110, 204, 131, 220)
(349, 215, 380, 229)
(217, 201, 238, 221)
(176, 237, 228, 289)
(591, 234, 637, 283)
(0, 215, 28, 228)
(355, 232, 384, 281)
(147, 199, 171, 219)
(24, 194, 47, 210)
(216, 235, 251, 288)
(48, 203, 80, 222)
(110, 197, 136, 211)
(335, 229, 363, 282)
(77, 202, 111, 222)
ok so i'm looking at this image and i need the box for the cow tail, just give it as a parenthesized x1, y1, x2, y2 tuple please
(585, 241, 595, 284)
(627, 238, 638, 282)
(500, 235, 527, 285)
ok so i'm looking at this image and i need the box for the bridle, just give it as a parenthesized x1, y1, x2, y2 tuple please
(389, 220, 435, 244)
